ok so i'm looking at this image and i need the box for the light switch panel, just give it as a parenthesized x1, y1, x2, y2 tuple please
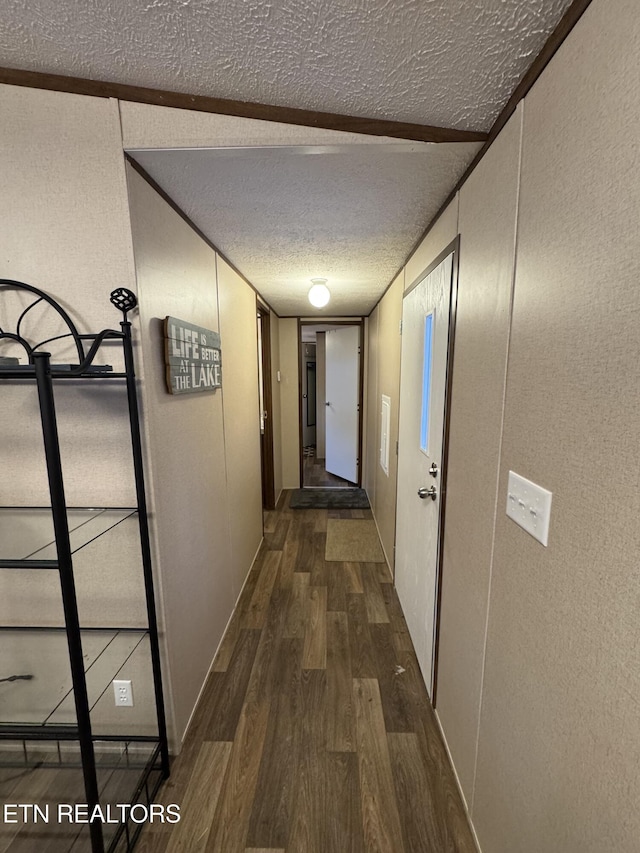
(506, 471, 552, 546)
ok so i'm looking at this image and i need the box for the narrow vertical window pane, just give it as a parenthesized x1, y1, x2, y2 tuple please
(420, 312, 434, 454)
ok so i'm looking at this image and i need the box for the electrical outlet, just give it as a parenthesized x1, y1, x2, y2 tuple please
(113, 679, 134, 707)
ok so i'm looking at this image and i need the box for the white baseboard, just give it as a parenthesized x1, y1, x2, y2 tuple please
(434, 709, 483, 853)
(365, 488, 393, 580)
(178, 535, 264, 750)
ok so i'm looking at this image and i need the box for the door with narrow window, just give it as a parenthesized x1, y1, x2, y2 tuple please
(395, 250, 454, 696)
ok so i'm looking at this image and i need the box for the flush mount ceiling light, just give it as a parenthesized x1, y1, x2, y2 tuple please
(308, 278, 330, 308)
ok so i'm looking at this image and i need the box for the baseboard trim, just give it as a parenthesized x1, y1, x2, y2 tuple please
(178, 535, 264, 750)
(434, 708, 483, 853)
(365, 488, 394, 581)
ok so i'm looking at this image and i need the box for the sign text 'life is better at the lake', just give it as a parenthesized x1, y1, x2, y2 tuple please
(164, 317, 222, 395)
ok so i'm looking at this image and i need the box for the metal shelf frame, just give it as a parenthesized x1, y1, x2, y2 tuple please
(0, 280, 170, 853)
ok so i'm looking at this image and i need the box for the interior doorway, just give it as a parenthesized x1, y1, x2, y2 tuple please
(298, 320, 364, 489)
(257, 303, 276, 510)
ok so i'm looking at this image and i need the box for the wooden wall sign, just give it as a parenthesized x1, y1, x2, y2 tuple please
(164, 317, 222, 395)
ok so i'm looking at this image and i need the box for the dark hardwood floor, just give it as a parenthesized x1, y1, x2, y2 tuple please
(138, 491, 477, 853)
(303, 448, 354, 488)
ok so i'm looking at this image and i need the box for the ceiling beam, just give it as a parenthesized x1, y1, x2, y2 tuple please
(0, 66, 487, 144)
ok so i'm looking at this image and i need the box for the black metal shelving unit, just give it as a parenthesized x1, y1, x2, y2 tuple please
(0, 281, 169, 853)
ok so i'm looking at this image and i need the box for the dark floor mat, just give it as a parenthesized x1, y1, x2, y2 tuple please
(289, 488, 370, 509)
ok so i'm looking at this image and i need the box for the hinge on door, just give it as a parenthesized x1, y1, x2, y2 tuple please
(399, 320, 403, 335)
(396, 440, 399, 456)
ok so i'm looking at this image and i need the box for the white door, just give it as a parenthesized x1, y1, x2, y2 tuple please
(395, 252, 453, 695)
(325, 326, 360, 483)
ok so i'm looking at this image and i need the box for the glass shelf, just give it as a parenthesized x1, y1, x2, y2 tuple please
(0, 508, 138, 566)
(0, 629, 158, 737)
(0, 510, 149, 630)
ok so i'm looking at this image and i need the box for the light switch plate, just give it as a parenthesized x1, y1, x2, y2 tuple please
(506, 471, 552, 546)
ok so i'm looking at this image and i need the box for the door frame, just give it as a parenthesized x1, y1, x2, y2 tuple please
(297, 318, 365, 488)
(399, 236, 459, 707)
(257, 301, 276, 510)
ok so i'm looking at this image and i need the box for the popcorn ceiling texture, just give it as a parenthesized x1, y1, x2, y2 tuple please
(132, 141, 480, 315)
(1, 0, 574, 130)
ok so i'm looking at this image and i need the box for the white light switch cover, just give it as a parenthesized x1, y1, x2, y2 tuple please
(506, 471, 552, 546)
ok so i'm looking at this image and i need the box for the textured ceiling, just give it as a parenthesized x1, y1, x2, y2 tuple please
(1, 0, 574, 130)
(2, 0, 576, 316)
(131, 141, 480, 315)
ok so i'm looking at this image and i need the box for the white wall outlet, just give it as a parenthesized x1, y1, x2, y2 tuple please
(113, 679, 134, 707)
(506, 471, 552, 547)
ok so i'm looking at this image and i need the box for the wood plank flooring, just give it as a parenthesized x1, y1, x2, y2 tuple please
(303, 450, 353, 488)
(138, 492, 477, 853)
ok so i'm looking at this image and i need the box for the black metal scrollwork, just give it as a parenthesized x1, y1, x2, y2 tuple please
(0, 280, 132, 374)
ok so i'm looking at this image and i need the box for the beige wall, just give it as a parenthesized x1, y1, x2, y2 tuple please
(405, 198, 459, 291)
(364, 272, 403, 571)
(436, 106, 522, 805)
(278, 318, 301, 489)
(119, 101, 406, 150)
(473, 1, 640, 850)
(0, 86, 266, 752)
(5, 0, 640, 840)
(126, 166, 239, 745)
(364, 311, 379, 508)
(0, 86, 137, 508)
(0, 86, 159, 726)
(366, 1, 640, 850)
(217, 258, 263, 597)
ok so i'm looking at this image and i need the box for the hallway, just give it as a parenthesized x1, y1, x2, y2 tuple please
(138, 493, 476, 853)
(303, 448, 354, 488)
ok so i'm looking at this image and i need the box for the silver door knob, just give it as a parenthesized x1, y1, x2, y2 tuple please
(418, 485, 437, 501)
(429, 462, 438, 478)
(325, 401, 331, 406)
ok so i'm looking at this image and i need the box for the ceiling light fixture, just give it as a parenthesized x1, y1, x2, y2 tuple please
(308, 278, 330, 308)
